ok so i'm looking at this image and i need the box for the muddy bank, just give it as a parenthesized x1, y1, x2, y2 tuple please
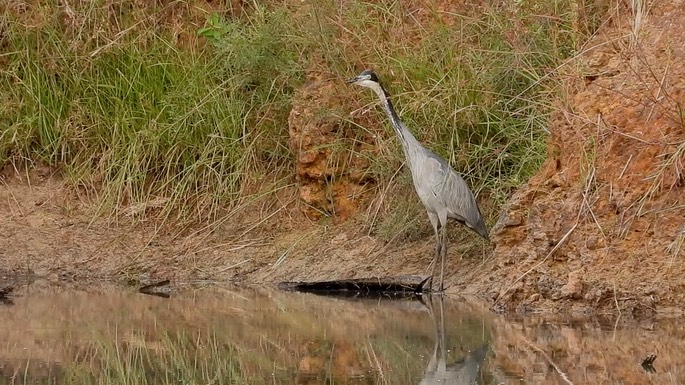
(0, 167, 463, 290)
(0, 156, 682, 317)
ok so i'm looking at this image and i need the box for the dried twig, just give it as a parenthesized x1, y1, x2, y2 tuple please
(214, 259, 251, 274)
(612, 281, 622, 339)
(522, 337, 575, 385)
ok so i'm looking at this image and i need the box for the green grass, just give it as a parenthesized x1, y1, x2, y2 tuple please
(1, 2, 301, 223)
(0, 0, 584, 229)
(294, 0, 580, 237)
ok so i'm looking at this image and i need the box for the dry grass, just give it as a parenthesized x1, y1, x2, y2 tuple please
(0, 0, 588, 235)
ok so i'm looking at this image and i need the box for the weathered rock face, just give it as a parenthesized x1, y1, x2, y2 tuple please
(485, 2, 685, 313)
(288, 73, 378, 222)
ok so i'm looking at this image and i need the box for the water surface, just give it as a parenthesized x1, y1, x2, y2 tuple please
(0, 284, 682, 384)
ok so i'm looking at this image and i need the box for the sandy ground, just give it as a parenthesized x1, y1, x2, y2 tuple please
(0, 166, 485, 294)
(0, 159, 681, 318)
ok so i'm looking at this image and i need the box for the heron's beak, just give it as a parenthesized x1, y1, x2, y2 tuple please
(345, 76, 358, 84)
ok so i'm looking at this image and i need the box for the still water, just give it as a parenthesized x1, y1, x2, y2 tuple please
(0, 284, 683, 385)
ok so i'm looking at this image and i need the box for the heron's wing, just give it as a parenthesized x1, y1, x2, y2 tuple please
(423, 153, 489, 240)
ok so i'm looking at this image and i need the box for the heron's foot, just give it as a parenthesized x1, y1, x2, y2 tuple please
(415, 276, 432, 295)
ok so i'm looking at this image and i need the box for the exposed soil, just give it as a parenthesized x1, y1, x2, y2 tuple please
(0, 164, 445, 290)
(288, 71, 378, 222)
(2, 0, 684, 317)
(473, 1, 685, 315)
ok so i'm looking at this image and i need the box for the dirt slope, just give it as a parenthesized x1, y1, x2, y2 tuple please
(473, 1, 685, 314)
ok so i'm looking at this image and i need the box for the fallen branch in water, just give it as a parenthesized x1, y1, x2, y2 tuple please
(139, 280, 171, 298)
(278, 276, 430, 298)
(0, 286, 14, 306)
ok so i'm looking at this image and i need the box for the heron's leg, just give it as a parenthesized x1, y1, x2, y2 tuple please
(438, 224, 445, 292)
(427, 212, 440, 292)
(438, 213, 448, 292)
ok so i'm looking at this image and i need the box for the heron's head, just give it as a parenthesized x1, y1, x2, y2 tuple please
(346, 70, 380, 88)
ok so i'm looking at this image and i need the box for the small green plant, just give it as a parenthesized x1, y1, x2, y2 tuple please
(197, 13, 233, 45)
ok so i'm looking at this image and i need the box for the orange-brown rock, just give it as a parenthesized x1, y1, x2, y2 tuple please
(288, 72, 377, 222)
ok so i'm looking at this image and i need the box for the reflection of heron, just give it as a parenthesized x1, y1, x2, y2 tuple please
(419, 296, 488, 385)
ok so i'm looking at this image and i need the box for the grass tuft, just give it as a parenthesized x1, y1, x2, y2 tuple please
(1, 0, 587, 231)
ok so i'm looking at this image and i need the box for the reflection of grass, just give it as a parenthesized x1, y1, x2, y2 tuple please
(0, 289, 492, 384)
(49, 316, 485, 384)
(367, 337, 424, 382)
(8, 286, 685, 385)
(57, 330, 427, 385)
(58, 329, 256, 385)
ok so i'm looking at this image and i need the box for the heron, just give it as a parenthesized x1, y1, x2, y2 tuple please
(347, 70, 489, 292)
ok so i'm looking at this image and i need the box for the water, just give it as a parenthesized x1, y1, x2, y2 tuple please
(0, 283, 682, 384)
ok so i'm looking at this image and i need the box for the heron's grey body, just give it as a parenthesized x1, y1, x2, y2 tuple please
(347, 70, 489, 291)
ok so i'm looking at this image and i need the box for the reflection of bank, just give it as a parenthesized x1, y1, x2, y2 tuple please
(419, 295, 489, 385)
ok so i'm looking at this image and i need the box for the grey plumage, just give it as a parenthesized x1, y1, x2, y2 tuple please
(347, 70, 489, 291)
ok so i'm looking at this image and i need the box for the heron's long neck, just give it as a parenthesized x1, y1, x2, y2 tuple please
(370, 84, 419, 156)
